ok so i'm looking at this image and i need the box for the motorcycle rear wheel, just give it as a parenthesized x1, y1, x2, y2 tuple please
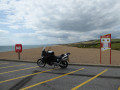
(59, 61, 68, 69)
(37, 59, 46, 67)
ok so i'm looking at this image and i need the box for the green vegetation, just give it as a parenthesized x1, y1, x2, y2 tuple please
(65, 39, 120, 50)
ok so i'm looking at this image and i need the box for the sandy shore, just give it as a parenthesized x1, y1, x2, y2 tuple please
(0, 45, 120, 65)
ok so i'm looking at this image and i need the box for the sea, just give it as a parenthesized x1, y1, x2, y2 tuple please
(0, 44, 54, 52)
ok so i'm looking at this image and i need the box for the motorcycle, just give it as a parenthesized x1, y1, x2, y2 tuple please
(37, 47, 70, 69)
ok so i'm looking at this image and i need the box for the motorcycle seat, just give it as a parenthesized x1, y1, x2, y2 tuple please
(56, 56, 61, 59)
(56, 54, 64, 59)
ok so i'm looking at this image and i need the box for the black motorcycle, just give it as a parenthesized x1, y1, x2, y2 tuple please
(37, 47, 70, 69)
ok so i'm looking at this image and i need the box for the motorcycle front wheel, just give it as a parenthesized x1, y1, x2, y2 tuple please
(59, 61, 68, 69)
(37, 59, 46, 67)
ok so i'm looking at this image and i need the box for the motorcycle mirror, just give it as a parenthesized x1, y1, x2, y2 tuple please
(67, 53, 70, 55)
(42, 47, 46, 51)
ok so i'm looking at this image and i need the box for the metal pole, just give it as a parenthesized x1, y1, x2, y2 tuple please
(100, 36, 101, 64)
(110, 34, 111, 64)
(110, 48, 111, 64)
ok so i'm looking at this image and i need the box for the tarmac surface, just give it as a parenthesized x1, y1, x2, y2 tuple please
(0, 60, 120, 90)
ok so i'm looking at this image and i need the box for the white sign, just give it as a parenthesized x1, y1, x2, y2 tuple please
(101, 38, 111, 51)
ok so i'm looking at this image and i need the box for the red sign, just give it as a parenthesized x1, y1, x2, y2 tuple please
(101, 34, 111, 38)
(15, 44, 22, 53)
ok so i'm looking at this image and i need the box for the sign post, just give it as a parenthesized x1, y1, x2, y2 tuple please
(18, 52, 20, 60)
(15, 44, 22, 60)
(100, 34, 111, 64)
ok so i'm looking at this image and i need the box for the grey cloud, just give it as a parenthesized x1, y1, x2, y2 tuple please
(37, 31, 71, 40)
(30, 0, 120, 33)
(57, 1, 120, 32)
(1, 0, 120, 45)
(3, 0, 120, 33)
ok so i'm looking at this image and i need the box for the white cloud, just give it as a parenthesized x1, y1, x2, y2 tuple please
(0, 30, 14, 45)
(0, 30, 9, 34)
(0, 37, 14, 45)
(9, 25, 20, 29)
(0, 30, 9, 38)
(1, 0, 120, 31)
(12, 30, 90, 44)
(0, 0, 120, 45)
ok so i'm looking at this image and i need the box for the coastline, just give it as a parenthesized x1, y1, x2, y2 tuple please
(0, 44, 54, 52)
(0, 45, 120, 65)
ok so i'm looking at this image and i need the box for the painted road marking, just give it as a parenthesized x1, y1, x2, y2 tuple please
(0, 63, 8, 65)
(0, 68, 58, 84)
(20, 68, 85, 90)
(0, 64, 26, 69)
(71, 69, 108, 90)
(0, 66, 39, 75)
(118, 87, 120, 90)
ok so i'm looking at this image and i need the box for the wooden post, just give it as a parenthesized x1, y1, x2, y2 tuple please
(18, 52, 20, 60)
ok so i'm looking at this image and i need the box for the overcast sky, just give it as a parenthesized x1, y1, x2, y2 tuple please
(0, 0, 120, 45)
